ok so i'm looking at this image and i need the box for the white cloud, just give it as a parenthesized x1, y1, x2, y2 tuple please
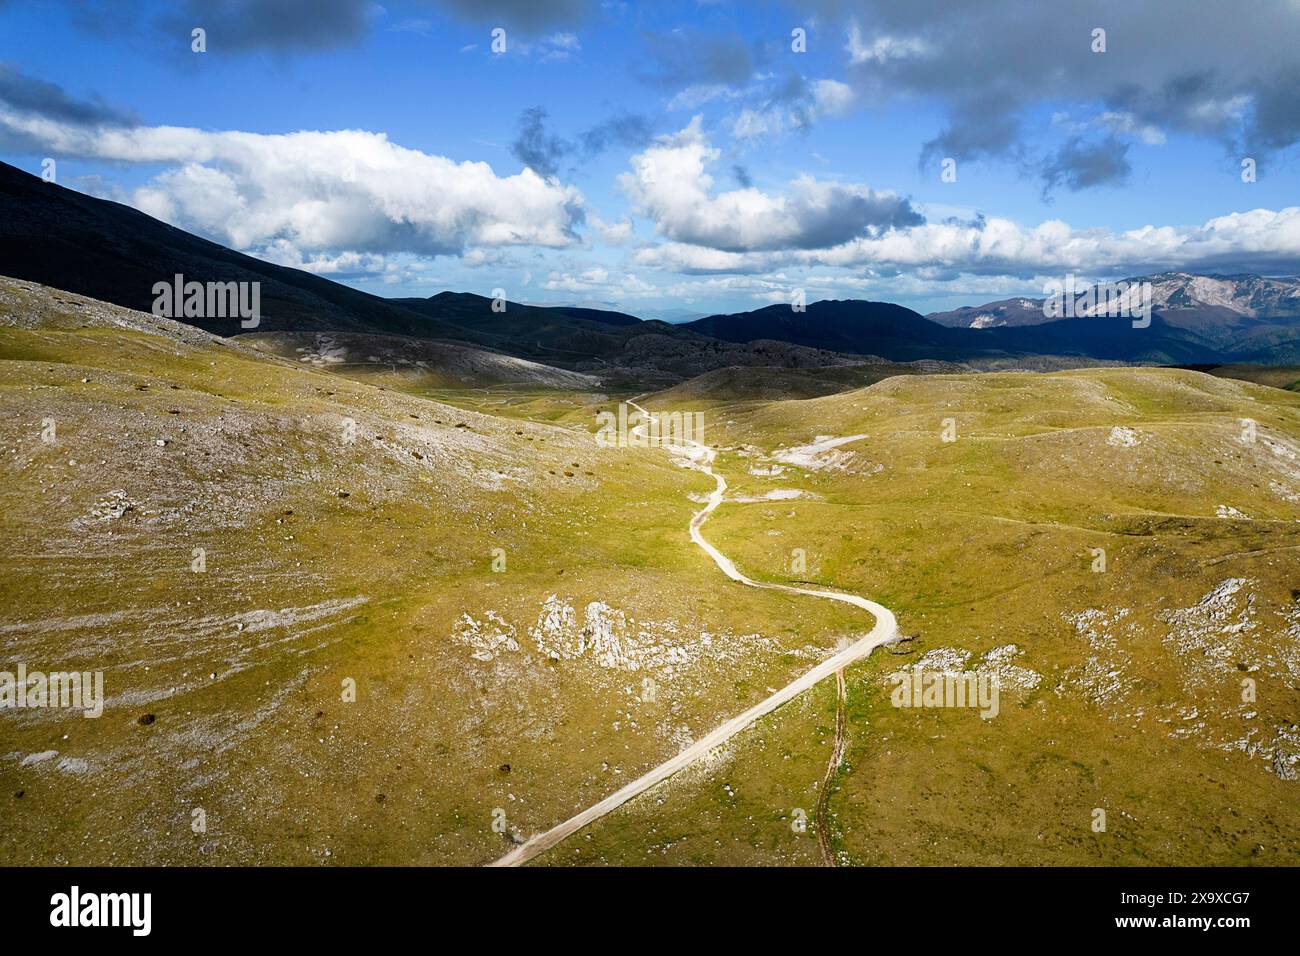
(635, 242, 770, 274)
(257, 242, 387, 275)
(0, 110, 585, 263)
(731, 107, 781, 140)
(541, 268, 659, 297)
(830, 1, 1300, 166)
(1054, 109, 1168, 146)
(666, 83, 744, 111)
(508, 31, 582, 61)
(1097, 111, 1167, 145)
(846, 21, 931, 64)
(727, 78, 855, 140)
(589, 214, 635, 244)
(635, 206, 1300, 278)
(812, 79, 855, 117)
(620, 117, 921, 252)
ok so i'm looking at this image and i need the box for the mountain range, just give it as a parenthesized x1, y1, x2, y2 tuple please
(3, 159, 1299, 376)
(928, 274, 1300, 359)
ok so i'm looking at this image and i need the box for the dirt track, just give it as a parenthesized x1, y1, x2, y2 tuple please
(489, 404, 898, 867)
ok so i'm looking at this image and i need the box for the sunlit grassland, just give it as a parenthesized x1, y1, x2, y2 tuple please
(0, 312, 866, 865)
(567, 369, 1300, 865)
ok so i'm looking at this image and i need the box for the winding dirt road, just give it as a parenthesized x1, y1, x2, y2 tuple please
(489, 403, 898, 867)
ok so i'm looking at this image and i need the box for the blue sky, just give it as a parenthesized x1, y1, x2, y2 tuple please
(1, 0, 1297, 318)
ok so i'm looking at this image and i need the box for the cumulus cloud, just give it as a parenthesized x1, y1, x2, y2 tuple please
(0, 62, 136, 152)
(0, 106, 585, 263)
(635, 206, 1300, 279)
(802, 0, 1300, 176)
(620, 117, 923, 252)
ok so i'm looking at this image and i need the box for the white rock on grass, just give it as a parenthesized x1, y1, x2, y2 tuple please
(772, 434, 867, 471)
(1106, 426, 1141, 447)
(452, 611, 519, 662)
(1158, 578, 1257, 689)
(894, 644, 1041, 693)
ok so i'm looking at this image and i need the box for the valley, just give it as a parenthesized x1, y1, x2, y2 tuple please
(3, 270, 1298, 866)
(6, 0, 1300, 929)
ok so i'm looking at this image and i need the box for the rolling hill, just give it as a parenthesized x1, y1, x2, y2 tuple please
(0, 161, 482, 343)
(0, 275, 870, 865)
(8, 160, 1300, 377)
(0, 161, 898, 386)
(685, 298, 1234, 364)
(10, 159, 1300, 376)
(4, 272, 1299, 866)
